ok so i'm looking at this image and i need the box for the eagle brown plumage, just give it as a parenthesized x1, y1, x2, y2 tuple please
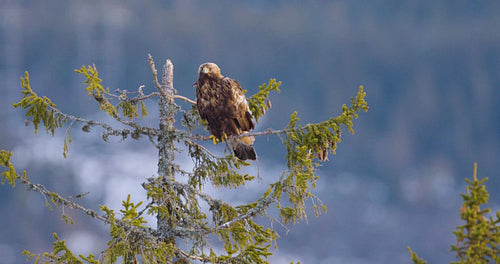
(194, 63, 256, 160)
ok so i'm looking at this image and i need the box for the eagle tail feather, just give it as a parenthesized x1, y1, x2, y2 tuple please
(230, 138, 256, 161)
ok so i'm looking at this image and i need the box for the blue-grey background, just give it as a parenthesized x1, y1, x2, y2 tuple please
(1, 1, 499, 263)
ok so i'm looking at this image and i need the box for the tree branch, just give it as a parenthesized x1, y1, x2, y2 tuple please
(173, 95, 196, 104)
(48, 105, 161, 140)
(188, 126, 324, 141)
(213, 196, 275, 233)
(18, 173, 107, 223)
(148, 54, 164, 97)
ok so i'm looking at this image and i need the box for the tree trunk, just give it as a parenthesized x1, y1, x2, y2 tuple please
(157, 59, 176, 243)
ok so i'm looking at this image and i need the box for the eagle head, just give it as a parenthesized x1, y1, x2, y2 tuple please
(198, 62, 222, 79)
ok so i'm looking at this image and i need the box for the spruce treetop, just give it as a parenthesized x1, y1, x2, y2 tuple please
(1, 55, 368, 263)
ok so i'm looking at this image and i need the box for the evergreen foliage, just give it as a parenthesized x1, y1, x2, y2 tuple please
(1, 55, 368, 263)
(75, 65, 118, 118)
(408, 163, 500, 264)
(247, 79, 281, 123)
(12, 71, 66, 136)
(1, 150, 18, 187)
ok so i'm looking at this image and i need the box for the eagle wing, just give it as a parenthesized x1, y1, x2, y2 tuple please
(221, 77, 255, 133)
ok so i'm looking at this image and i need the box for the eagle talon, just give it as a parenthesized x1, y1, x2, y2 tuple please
(209, 135, 220, 145)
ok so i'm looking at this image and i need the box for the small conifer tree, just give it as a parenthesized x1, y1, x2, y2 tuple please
(408, 163, 500, 264)
(1, 55, 368, 263)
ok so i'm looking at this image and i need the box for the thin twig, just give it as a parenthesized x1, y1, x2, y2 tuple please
(49, 105, 161, 140)
(136, 92, 160, 101)
(109, 90, 193, 104)
(213, 196, 274, 232)
(177, 248, 206, 261)
(188, 128, 287, 142)
(173, 95, 196, 104)
(185, 139, 218, 158)
(148, 54, 163, 93)
(20, 174, 108, 223)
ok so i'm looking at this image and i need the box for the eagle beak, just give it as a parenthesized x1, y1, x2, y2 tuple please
(202, 67, 209, 74)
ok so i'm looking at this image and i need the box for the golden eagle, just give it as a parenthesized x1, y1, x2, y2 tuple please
(194, 63, 256, 160)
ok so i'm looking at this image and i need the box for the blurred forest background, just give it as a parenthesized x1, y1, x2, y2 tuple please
(1, 1, 499, 263)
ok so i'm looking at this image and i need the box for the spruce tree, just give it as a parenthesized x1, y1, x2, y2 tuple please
(408, 163, 500, 264)
(1, 55, 368, 263)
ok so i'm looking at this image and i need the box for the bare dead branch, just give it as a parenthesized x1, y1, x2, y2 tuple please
(148, 54, 162, 90)
(19, 173, 108, 222)
(173, 95, 196, 104)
